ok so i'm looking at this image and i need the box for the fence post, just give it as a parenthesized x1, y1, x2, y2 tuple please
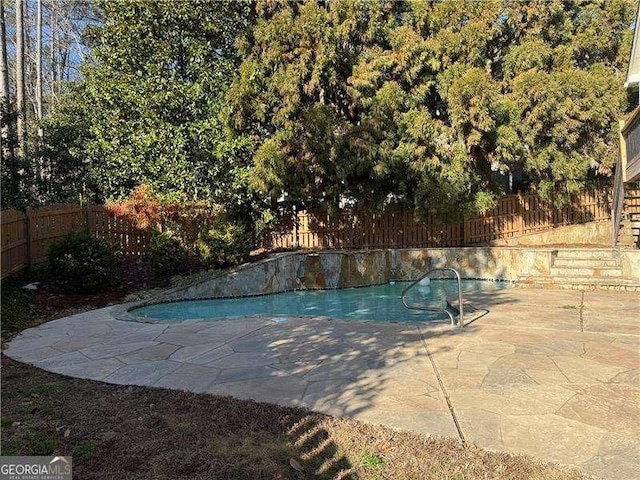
(516, 194, 524, 235)
(26, 207, 33, 266)
(294, 208, 300, 248)
(462, 219, 470, 245)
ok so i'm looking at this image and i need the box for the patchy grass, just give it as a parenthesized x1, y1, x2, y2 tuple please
(1, 426, 59, 456)
(361, 452, 385, 468)
(1, 356, 588, 480)
(1, 278, 588, 480)
(72, 441, 99, 459)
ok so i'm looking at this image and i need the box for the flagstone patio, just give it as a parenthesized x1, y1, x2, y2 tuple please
(4, 287, 638, 480)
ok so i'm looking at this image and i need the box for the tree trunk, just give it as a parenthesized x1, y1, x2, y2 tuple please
(36, 0, 42, 125)
(50, 4, 56, 111)
(0, 0, 8, 158)
(58, 20, 67, 84)
(36, 0, 45, 196)
(15, 0, 27, 160)
(0, 0, 8, 105)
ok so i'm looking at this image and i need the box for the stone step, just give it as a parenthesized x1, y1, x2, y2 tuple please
(617, 220, 639, 248)
(552, 258, 620, 267)
(554, 249, 618, 260)
(617, 240, 637, 249)
(517, 281, 640, 291)
(549, 266, 623, 277)
(518, 276, 639, 287)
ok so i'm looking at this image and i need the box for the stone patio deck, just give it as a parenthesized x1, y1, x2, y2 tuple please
(4, 288, 639, 479)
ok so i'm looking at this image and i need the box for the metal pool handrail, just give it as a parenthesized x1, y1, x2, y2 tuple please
(400, 267, 464, 328)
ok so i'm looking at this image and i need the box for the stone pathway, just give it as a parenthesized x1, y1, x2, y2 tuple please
(3, 288, 639, 480)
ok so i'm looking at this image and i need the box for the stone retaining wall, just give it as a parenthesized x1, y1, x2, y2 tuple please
(156, 247, 640, 302)
(390, 248, 554, 281)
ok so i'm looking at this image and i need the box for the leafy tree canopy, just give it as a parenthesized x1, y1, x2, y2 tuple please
(50, 0, 255, 212)
(229, 0, 635, 218)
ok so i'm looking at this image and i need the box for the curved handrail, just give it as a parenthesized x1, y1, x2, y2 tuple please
(401, 267, 464, 328)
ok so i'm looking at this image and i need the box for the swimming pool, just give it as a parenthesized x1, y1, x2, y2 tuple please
(131, 279, 510, 324)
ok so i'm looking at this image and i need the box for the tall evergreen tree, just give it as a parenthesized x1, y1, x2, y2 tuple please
(229, 0, 636, 219)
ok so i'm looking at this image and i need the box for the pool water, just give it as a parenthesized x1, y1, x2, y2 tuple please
(131, 279, 510, 324)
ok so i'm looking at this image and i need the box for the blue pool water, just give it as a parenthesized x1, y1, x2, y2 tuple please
(131, 279, 510, 324)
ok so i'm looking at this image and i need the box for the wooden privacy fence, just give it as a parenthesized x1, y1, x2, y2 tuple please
(1, 209, 29, 278)
(88, 206, 150, 259)
(267, 190, 612, 250)
(1, 204, 149, 279)
(1, 190, 614, 279)
(28, 204, 88, 265)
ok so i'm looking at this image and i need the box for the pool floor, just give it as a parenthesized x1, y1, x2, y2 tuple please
(132, 280, 510, 323)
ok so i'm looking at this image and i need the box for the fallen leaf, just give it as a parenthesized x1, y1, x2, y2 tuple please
(64, 429, 70, 438)
(289, 458, 303, 472)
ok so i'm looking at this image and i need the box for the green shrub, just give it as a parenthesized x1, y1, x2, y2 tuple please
(197, 220, 251, 269)
(47, 232, 121, 294)
(141, 233, 189, 277)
